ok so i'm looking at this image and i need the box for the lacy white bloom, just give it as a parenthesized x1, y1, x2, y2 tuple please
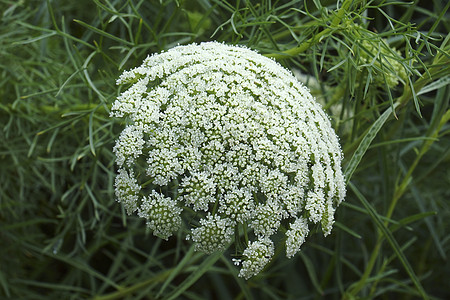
(285, 217, 309, 258)
(111, 41, 346, 279)
(237, 237, 275, 280)
(138, 191, 182, 240)
(250, 199, 283, 237)
(187, 214, 234, 254)
(114, 168, 140, 214)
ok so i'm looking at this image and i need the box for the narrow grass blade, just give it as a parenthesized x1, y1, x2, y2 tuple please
(220, 256, 253, 300)
(11, 279, 89, 294)
(417, 75, 450, 96)
(409, 184, 447, 260)
(164, 251, 223, 300)
(73, 19, 134, 46)
(334, 221, 362, 239)
(89, 110, 96, 156)
(349, 182, 429, 300)
(299, 252, 324, 295)
(0, 271, 10, 297)
(157, 246, 196, 297)
(390, 211, 436, 233)
(344, 103, 398, 184)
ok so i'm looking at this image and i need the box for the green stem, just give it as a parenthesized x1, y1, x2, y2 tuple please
(92, 246, 203, 300)
(386, 109, 450, 220)
(345, 109, 449, 299)
(344, 44, 449, 298)
(265, 0, 358, 59)
(265, 28, 333, 59)
(344, 235, 383, 298)
(92, 269, 173, 300)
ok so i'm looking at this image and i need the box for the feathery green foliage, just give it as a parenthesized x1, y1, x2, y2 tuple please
(1, 0, 449, 299)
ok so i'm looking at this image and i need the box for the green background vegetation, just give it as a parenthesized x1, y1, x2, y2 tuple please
(1, 0, 449, 299)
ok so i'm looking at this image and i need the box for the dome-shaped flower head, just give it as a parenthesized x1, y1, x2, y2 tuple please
(111, 41, 346, 279)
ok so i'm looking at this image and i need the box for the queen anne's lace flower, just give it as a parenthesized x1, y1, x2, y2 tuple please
(111, 41, 346, 279)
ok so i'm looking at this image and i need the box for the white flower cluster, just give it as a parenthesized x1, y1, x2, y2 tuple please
(137, 191, 182, 240)
(111, 42, 346, 279)
(285, 217, 310, 258)
(187, 214, 234, 254)
(235, 237, 275, 280)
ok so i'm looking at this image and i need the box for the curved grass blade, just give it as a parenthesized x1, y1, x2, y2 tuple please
(349, 182, 429, 300)
(73, 19, 134, 46)
(164, 251, 223, 300)
(299, 252, 324, 295)
(157, 246, 196, 297)
(344, 103, 399, 184)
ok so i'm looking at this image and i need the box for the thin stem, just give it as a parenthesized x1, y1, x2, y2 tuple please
(265, 0, 359, 59)
(344, 43, 449, 298)
(92, 269, 173, 300)
(93, 247, 204, 300)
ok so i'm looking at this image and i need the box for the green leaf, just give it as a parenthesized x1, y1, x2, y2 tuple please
(349, 182, 429, 300)
(344, 103, 399, 184)
(73, 19, 134, 46)
(417, 75, 450, 96)
(390, 211, 436, 233)
(300, 252, 324, 295)
(220, 256, 253, 300)
(164, 251, 223, 300)
(157, 246, 196, 297)
(89, 110, 96, 156)
(0, 270, 10, 297)
(334, 221, 362, 239)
